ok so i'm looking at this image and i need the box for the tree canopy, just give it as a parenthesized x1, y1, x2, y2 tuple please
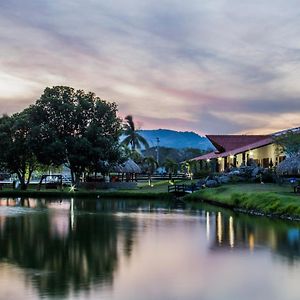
(29, 86, 123, 184)
(0, 109, 38, 189)
(274, 130, 300, 157)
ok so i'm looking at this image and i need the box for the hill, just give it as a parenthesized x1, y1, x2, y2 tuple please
(138, 129, 212, 150)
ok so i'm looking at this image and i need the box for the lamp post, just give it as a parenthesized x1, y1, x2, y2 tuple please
(156, 137, 160, 166)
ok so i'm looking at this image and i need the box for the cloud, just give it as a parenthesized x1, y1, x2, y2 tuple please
(0, 0, 299, 133)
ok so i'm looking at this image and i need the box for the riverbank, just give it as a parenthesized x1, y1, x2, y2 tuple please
(2, 181, 300, 220)
(184, 183, 300, 220)
(0, 180, 173, 200)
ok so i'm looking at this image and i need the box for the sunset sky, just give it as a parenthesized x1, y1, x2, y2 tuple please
(0, 0, 299, 135)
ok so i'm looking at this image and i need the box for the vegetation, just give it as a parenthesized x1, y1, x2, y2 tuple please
(0, 86, 125, 189)
(30, 86, 123, 185)
(0, 180, 173, 199)
(0, 110, 38, 190)
(274, 130, 300, 156)
(142, 146, 205, 164)
(122, 115, 149, 151)
(185, 183, 300, 218)
(164, 158, 178, 180)
(142, 156, 159, 185)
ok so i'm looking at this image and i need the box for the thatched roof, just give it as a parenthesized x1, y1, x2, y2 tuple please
(112, 159, 142, 174)
(276, 156, 300, 176)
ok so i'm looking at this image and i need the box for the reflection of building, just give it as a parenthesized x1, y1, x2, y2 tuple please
(206, 210, 300, 262)
(207, 211, 267, 251)
(190, 127, 300, 172)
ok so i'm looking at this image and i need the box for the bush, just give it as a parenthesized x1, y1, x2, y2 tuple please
(193, 169, 210, 179)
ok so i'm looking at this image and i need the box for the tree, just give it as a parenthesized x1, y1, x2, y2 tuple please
(274, 130, 300, 157)
(120, 145, 143, 164)
(0, 110, 37, 190)
(30, 86, 122, 185)
(164, 158, 178, 181)
(181, 160, 197, 180)
(122, 115, 149, 151)
(142, 156, 158, 186)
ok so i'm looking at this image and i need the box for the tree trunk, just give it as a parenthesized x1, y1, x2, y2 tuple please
(18, 175, 27, 190)
(70, 169, 75, 186)
(75, 172, 81, 187)
(148, 174, 152, 186)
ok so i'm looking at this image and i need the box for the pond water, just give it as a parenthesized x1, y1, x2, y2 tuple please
(0, 197, 300, 300)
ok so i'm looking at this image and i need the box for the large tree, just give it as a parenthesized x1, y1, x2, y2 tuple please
(0, 109, 37, 190)
(30, 86, 122, 185)
(122, 115, 149, 151)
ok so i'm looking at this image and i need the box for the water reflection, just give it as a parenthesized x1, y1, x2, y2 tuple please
(0, 198, 139, 298)
(0, 198, 299, 299)
(204, 207, 300, 262)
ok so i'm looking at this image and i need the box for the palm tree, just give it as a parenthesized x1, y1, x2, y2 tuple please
(164, 158, 178, 182)
(122, 115, 149, 151)
(143, 156, 158, 186)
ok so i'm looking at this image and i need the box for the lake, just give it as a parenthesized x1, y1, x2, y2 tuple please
(0, 197, 299, 300)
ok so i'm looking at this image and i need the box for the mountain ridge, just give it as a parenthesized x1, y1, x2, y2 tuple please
(137, 129, 212, 150)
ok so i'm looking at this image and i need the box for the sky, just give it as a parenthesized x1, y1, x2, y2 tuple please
(0, 0, 299, 135)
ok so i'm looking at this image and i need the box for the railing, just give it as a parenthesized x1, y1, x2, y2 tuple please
(168, 184, 186, 194)
(168, 184, 200, 195)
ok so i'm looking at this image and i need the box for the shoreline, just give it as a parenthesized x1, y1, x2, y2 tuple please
(184, 184, 300, 221)
(0, 189, 172, 200)
(1, 183, 300, 222)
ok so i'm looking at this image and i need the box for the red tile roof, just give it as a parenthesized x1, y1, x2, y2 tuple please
(206, 135, 270, 152)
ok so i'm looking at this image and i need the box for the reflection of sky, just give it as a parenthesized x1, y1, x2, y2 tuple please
(1, 0, 300, 133)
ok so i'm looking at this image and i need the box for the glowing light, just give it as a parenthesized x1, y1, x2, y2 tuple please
(249, 233, 255, 251)
(206, 212, 210, 241)
(229, 216, 234, 248)
(217, 212, 222, 245)
(206, 159, 210, 162)
(70, 198, 75, 230)
(230, 155, 234, 159)
(69, 185, 76, 192)
(218, 157, 222, 161)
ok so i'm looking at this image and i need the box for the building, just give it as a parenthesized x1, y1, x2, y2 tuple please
(191, 127, 300, 173)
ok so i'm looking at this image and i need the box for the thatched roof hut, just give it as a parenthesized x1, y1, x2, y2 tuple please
(276, 156, 300, 176)
(112, 159, 142, 174)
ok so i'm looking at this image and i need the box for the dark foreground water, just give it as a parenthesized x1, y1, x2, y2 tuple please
(0, 198, 300, 300)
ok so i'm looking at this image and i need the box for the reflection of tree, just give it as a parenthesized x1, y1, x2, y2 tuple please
(0, 201, 137, 298)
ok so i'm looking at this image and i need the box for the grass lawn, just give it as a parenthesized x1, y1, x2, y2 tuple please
(0, 179, 180, 199)
(184, 183, 300, 217)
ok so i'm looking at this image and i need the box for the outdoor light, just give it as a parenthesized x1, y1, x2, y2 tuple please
(249, 150, 254, 156)
(218, 157, 222, 161)
(207, 159, 210, 162)
(230, 155, 234, 159)
(69, 185, 76, 192)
